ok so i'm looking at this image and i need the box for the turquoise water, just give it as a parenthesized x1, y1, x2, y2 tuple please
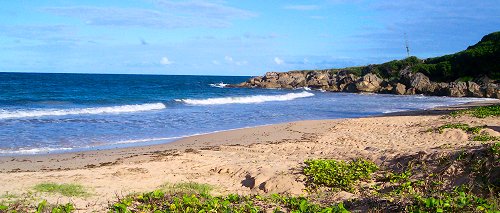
(0, 72, 485, 155)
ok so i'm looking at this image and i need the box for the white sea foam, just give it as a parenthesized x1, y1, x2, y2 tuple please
(0, 103, 166, 119)
(0, 147, 74, 155)
(176, 91, 314, 105)
(209, 82, 228, 88)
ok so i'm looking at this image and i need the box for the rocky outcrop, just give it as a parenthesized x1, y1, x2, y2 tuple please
(355, 73, 382, 92)
(394, 83, 406, 95)
(231, 70, 500, 99)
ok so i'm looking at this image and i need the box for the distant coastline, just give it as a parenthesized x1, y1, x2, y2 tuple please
(232, 32, 499, 99)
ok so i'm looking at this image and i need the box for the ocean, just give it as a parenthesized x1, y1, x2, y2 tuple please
(0, 72, 487, 155)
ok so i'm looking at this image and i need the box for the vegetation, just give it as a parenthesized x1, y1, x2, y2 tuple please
(160, 182, 213, 196)
(450, 105, 500, 118)
(291, 31, 500, 82)
(413, 31, 500, 81)
(473, 134, 500, 142)
(0, 199, 75, 213)
(435, 123, 484, 134)
(33, 182, 88, 197)
(109, 189, 349, 213)
(303, 159, 378, 191)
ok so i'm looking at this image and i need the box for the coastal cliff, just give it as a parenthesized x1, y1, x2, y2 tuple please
(232, 32, 500, 99)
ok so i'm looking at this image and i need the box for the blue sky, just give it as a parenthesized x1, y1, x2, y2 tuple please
(0, 0, 498, 76)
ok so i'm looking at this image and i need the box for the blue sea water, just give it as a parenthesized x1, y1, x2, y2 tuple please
(0, 72, 487, 155)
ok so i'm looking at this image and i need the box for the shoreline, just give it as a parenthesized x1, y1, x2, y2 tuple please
(0, 99, 498, 211)
(0, 99, 498, 173)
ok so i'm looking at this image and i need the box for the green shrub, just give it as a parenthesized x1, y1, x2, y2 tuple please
(303, 159, 378, 191)
(0, 200, 75, 213)
(451, 105, 500, 118)
(407, 190, 499, 212)
(472, 134, 500, 141)
(110, 192, 351, 213)
(436, 123, 484, 134)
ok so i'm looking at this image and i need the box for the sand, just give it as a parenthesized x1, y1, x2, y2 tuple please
(0, 100, 499, 211)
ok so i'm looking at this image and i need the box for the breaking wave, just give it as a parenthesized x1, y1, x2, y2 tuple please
(209, 82, 228, 88)
(0, 103, 166, 119)
(176, 91, 314, 105)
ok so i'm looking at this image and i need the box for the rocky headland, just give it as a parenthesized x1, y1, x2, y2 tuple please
(232, 32, 500, 99)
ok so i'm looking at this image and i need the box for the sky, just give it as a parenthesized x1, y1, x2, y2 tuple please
(0, 0, 499, 76)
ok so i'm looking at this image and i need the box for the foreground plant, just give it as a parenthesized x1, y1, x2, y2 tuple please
(450, 105, 500, 118)
(109, 191, 349, 213)
(435, 123, 484, 134)
(303, 158, 378, 192)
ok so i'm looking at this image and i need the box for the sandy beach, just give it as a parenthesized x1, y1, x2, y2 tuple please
(1, 100, 499, 211)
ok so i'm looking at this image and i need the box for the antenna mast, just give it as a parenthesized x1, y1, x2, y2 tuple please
(404, 33, 410, 57)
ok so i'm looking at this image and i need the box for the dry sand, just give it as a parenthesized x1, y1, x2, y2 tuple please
(0, 100, 499, 211)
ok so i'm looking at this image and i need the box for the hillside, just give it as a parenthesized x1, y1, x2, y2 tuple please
(233, 31, 500, 98)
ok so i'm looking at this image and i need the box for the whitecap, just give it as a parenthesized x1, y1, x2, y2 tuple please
(209, 82, 228, 88)
(0, 103, 166, 119)
(176, 91, 314, 105)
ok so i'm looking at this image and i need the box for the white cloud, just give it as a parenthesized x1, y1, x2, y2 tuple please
(160, 57, 173, 65)
(212, 60, 220, 65)
(224, 56, 247, 66)
(44, 1, 257, 29)
(235, 60, 248, 66)
(284, 5, 320, 11)
(274, 57, 284, 65)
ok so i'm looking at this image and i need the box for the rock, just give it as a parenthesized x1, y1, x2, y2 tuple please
(483, 83, 500, 98)
(410, 72, 432, 93)
(476, 75, 493, 86)
(393, 83, 406, 95)
(278, 72, 306, 87)
(405, 87, 416, 95)
(467, 81, 483, 97)
(264, 72, 279, 80)
(379, 83, 394, 94)
(306, 71, 330, 89)
(447, 82, 468, 97)
(336, 71, 359, 92)
(355, 73, 382, 92)
(432, 82, 450, 96)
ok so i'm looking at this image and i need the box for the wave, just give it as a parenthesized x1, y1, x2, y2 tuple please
(0, 103, 166, 119)
(0, 147, 74, 155)
(176, 91, 314, 105)
(209, 82, 228, 88)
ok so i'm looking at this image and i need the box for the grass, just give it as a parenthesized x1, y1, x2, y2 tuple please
(160, 182, 213, 196)
(435, 123, 484, 134)
(33, 182, 88, 197)
(450, 105, 500, 118)
(303, 158, 378, 192)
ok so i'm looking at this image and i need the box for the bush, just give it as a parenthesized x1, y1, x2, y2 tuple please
(450, 105, 500, 118)
(303, 159, 378, 191)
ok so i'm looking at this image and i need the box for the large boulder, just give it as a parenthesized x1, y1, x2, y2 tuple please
(355, 73, 382, 92)
(393, 83, 407, 95)
(483, 83, 500, 98)
(447, 82, 468, 97)
(305, 71, 331, 89)
(467, 81, 483, 97)
(336, 71, 359, 91)
(277, 72, 306, 88)
(410, 72, 432, 93)
(432, 82, 450, 96)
